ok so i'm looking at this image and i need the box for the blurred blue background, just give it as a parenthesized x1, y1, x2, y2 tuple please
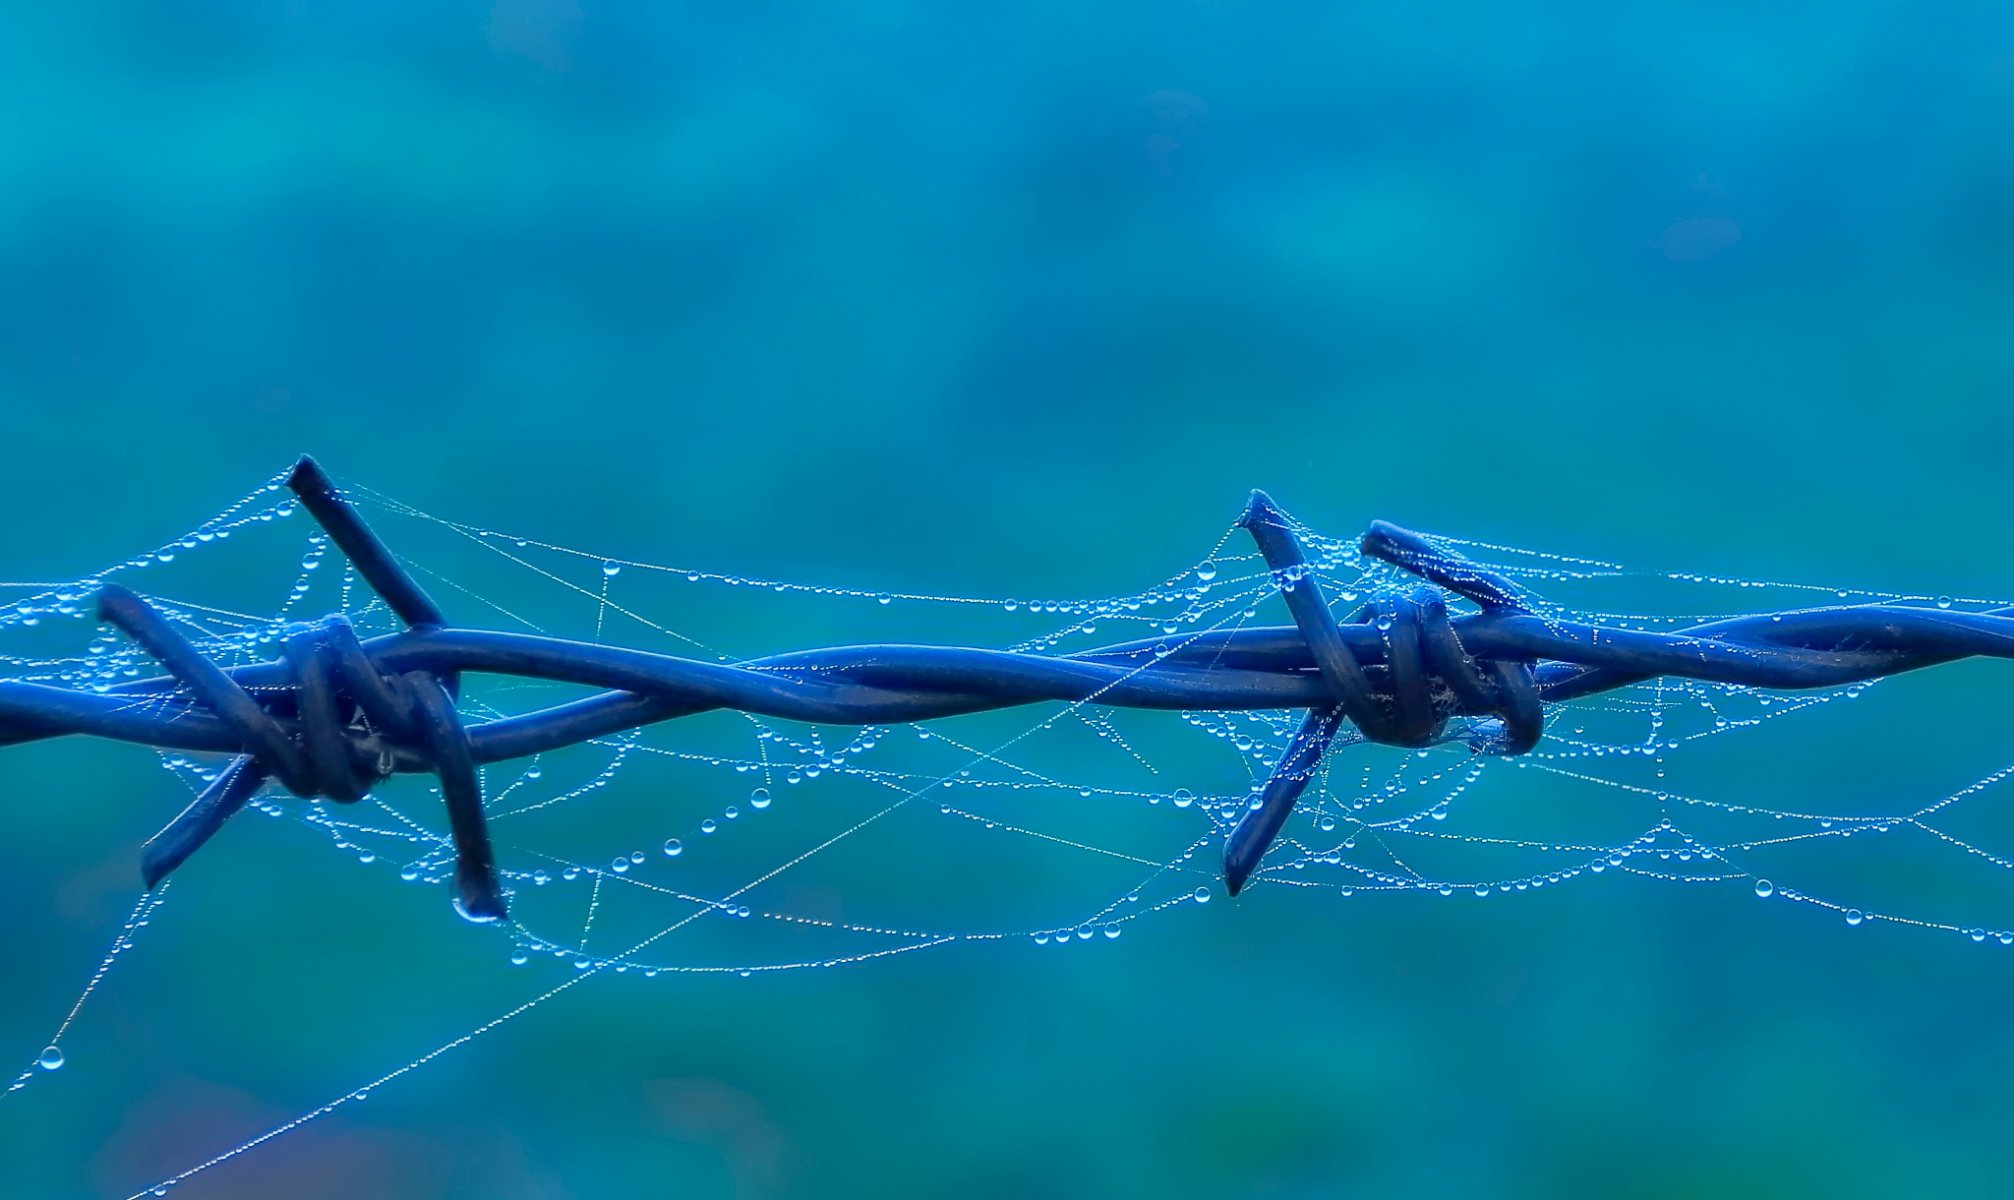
(4, 3, 2014, 1197)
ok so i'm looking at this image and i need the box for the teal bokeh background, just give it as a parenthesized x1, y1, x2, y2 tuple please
(5, 4, 2014, 1197)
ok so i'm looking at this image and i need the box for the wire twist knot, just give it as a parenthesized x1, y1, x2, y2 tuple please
(99, 460, 505, 922)
(1222, 494, 1549, 892)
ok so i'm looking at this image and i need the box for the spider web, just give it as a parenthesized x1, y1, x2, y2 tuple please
(5, 467, 2013, 1195)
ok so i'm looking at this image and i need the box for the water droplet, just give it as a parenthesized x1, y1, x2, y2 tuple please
(1171, 788, 1195, 809)
(1845, 909, 1865, 926)
(602, 561, 622, 577)
(510, 950, 529, 966)
(452, 896, 502, 925)
(662, 839, 683, 857)
(1196, 561, 1219, 582)
(1192, 886, 1211, 904)
(1936, 595, 1954, 609)
(749, 787, 772, 809)
(37, 1045, 63, 1071)
(700, 819, 717, 834)
(1753, 879, 1773, 898)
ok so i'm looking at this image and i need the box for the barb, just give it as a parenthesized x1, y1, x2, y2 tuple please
(4, 463, 2011, 917)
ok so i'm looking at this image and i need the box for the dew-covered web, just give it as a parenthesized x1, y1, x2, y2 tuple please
(7, 469, 2014, 1195)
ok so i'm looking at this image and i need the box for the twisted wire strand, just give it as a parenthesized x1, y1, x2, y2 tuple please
(4, 457, 2011, 919)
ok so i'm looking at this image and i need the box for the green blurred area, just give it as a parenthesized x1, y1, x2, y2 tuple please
(4, 3, 2014, 1197)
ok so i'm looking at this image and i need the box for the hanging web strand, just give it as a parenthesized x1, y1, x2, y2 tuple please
(4, 884, 171, 1097)
(5, 460, 2014, 1194)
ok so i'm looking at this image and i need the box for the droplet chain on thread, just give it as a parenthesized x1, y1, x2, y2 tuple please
(5, 463, 2013, 916)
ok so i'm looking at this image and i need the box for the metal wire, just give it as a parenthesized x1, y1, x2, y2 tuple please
(4, 457, 2011, 919)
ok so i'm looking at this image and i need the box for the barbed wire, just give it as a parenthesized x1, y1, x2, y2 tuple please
(3, 457, 2009, 918)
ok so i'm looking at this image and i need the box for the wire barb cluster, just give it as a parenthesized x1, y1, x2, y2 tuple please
(3, 459, 2012, 920)
(98, 458, 504, 921)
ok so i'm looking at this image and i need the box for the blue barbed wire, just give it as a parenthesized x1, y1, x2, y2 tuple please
(3, 457, 2010, 919)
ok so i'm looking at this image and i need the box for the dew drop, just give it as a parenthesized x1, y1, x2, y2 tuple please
(749, 787, 772, 809)
(662, 839, 683, 857)
(602, 561, 622, 577)
(37, 1045, 63, 1071)
(1845, 909, 1865, 926)
(1753, 879, 1773, 898)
